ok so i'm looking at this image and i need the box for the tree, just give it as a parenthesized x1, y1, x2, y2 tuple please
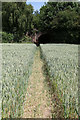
(33, 10, 40, 30)
(38, 2, 80, 43)
(2, 2, 34, 42)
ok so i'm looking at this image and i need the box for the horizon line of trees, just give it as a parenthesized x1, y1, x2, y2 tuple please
(2, 2, 80, 44)
(34, 2, 80, 44)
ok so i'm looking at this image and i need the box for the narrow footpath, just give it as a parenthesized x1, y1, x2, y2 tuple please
(23, 48, 53, 118)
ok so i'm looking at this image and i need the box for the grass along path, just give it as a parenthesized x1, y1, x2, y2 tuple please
(23, 48, 53, 118)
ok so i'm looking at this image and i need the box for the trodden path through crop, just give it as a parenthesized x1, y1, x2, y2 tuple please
(23, 48, 53, 118)
(23, 48, 64, 118)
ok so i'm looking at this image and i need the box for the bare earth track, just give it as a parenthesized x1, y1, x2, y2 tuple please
(23, 48, 53, 118)
(23, 48, 64, 118)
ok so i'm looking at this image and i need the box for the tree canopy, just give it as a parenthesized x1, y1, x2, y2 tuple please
(39, 2, 80, 31)
(37, 2, 80, 44)
(2, 2, 80, 43)
(2, 2, 34, 42)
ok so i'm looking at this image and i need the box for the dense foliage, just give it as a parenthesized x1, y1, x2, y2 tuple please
(2, 2, 33, 42)
(2, 32, 14, 43)
(41, 44, 78, 118)
(38, 2, 80, 44)
(2, 2, 80, 43)
(39, 2, 80, 31)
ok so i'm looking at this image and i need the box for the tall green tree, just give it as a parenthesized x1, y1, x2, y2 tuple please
(33, 10, 40, 30)
(38, 2, 80, 43)
(2, 2, 34, 42)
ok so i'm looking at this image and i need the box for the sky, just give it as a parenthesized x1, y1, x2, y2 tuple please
(27, 1, 80, 12)
(26, 1, 47, 12)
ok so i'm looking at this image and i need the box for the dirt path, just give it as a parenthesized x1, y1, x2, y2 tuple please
(23, 48, 53, 118)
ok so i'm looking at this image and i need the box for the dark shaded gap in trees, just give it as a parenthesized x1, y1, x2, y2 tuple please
(38, 29, 80, 44)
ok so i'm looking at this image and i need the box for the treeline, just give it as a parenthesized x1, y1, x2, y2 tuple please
(2, 2, 34, 43)
(36, 2, 80, 44)
(2, 2, 80, 44)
